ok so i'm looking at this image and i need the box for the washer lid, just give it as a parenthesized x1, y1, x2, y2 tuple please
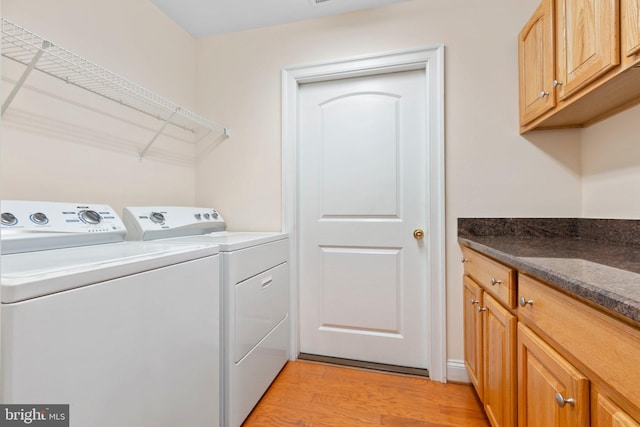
(162, 231, 288, 251)
(1, 241, 218, 303)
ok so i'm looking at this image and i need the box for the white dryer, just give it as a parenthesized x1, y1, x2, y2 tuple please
(1, 200, 221, 427)
(123, 206, 290, 427)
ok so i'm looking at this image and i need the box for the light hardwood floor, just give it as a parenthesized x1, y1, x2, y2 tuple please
(243, 361, 489, 426)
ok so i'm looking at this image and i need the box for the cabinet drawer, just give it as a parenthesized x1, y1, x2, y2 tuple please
(461, 246, 516, 308)
(518, 274, 640, 416)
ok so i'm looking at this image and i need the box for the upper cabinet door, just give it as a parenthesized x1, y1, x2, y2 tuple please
(622, 0, 640, 66)
(556, 0, 620, 100)
(519, 0, 556, 125)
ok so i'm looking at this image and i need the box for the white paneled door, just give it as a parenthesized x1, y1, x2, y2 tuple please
(298, 70, 430, 369)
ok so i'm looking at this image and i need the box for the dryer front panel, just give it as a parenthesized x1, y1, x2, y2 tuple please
(234, 262, 288, 363)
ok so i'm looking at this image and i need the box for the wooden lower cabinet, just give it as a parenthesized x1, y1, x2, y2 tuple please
(593, 386, 640, 427)
(461, 246, 640, 426)
(484, 293, 517, 427)
(463, 274, 516, 427)
(517, 323, 589, 426)
(463, 276, 483, 400)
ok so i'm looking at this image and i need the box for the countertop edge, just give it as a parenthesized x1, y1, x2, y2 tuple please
(458, 236, 640, 325)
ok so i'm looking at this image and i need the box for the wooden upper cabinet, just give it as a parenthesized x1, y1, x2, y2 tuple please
(622, 0, 640, 67)
(555, 0, 620, 100)
(519, 0, 556, 125)
(519, 0, 640, 132)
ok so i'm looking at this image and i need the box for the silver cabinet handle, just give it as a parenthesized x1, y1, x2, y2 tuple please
(553, 80, 563, 87)
(477, 306, 487, 312)
(540, 91, 550, 98)
(555, 392, 575, 408)
(470, 298, 479, 305)
(490, 277, 502, 286)
(461, 257, 469, 263)
(519, 297, 534, 307)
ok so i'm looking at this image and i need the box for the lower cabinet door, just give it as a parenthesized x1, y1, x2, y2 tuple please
(463, 276, 484, 400)
(518, 324, 589, 427)
(592, 385, 640, 427)
(483, 293, 517, 427)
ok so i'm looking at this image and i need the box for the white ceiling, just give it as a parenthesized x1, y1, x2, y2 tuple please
(150, 0, 409, 38)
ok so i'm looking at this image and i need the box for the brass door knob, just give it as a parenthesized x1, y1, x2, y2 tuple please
(413, 228, 424, 240)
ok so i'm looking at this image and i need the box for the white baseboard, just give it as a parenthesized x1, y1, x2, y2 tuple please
(447, 359, 470, 383)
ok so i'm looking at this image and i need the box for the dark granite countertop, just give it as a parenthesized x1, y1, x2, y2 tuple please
(458, 218, 640, 324)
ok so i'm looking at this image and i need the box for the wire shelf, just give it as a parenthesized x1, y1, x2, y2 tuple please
(1, 18, 229, 156)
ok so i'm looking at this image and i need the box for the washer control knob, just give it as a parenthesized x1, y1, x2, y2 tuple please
(79, 210, 102, 224)
(30, 212, 49, 224)
(194, 213, 202, 220)
(1, 212, 18, 226)
(204, 213, 211, 219)
(150, 212, 165, 224)
(212, 211, 219, 219)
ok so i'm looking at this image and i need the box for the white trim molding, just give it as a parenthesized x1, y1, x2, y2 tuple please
(281, 46, 447, 382)
(447, 359, 471, 384)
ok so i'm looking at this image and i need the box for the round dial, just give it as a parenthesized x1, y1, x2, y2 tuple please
(194, 213, 202, 220)
(30, 212, 49, 224)
(204, 213, 210, 219)
(79, 210, 102, 224)
(1, 212, 18, 226)
(150, 212, 165, 224)
(211, 211, 219, 219)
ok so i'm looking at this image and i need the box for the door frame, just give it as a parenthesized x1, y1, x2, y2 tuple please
(281, 46, 446, 382)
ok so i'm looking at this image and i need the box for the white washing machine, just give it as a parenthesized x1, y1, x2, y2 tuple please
(122, 206, 289, 427)
(1, 200, 221, 427)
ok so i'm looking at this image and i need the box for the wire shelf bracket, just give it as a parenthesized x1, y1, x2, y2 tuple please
(1, 18, 230, 159)
(139, 107, 180, 160)
(1, 40, 48, 115)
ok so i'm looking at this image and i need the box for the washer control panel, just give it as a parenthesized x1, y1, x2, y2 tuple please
(1, 200, 128, 254)
(123, 206, 226, 241)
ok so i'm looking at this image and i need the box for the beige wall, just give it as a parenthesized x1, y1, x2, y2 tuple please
(581, 103, 640, 218)
(1, 0, 199, 215)
(195, 0, 583, 370)
(9, 0, 634, 376)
